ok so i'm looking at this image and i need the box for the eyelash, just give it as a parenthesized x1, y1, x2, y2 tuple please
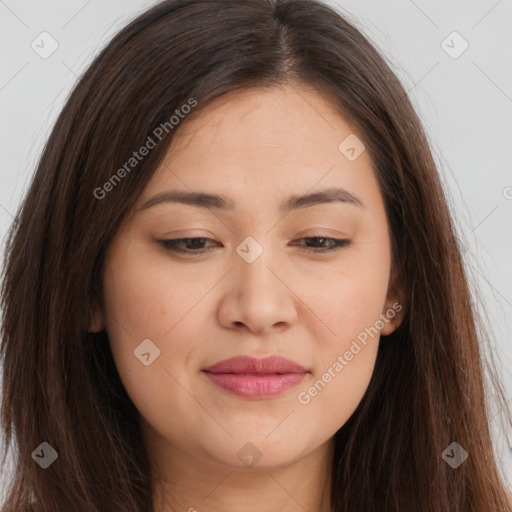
(157, 236, 350, 255)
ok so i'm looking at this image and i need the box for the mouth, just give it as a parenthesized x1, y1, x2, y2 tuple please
(202, 355, 309, 399)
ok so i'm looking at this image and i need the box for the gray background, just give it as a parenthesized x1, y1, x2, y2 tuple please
(0, 0, 511, 496)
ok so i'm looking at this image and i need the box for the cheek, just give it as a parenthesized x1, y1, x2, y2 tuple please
(295, 341, 378, 443)
(100, 248, 204, 441)
(294, 284, 384, 435)
(100, 240, 197, 375)
(303, 255, 391, 350)
(293, 254, 389, 423)
(101, 240, 217, 420)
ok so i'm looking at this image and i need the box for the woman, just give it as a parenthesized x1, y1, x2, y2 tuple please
(1, 0, 511, 510)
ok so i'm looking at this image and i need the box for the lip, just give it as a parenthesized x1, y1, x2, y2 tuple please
(202, 355, 309, 399)
(203, 355, 308, 374)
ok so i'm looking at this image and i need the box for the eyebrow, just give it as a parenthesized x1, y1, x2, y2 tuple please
(137, 186, 364, 214)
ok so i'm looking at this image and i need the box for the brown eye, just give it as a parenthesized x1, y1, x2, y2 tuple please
(157, 236, 350, 255)
(290, 237, 351, 253)
(158, 237, 218, 254)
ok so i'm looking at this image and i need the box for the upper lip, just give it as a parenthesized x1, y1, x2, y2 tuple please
(202, 355, 308, 375)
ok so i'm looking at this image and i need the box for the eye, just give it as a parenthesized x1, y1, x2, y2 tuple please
(290, 236, 351, 253)
(157, 237, 218, 254)
(157, 236, 350, 255)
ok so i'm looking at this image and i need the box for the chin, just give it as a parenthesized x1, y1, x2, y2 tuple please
(203, 438, 307, 471)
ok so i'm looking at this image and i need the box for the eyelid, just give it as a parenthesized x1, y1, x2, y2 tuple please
(156, 235, 351, 255)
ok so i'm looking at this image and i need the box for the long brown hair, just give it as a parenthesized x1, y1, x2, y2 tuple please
(1, 0, 511, 510)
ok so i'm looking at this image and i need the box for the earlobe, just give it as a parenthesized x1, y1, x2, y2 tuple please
(381, 274, 406, 336)
(380, 301, 404, 336)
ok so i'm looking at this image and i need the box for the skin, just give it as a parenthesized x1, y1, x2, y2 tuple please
(90, 83, 404, 512)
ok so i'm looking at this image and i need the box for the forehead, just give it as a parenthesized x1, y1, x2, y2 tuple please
(169, 84, 356, 157)
(135, 84, 382, 215)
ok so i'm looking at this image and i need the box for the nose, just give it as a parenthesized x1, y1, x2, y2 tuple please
(217, 241, 298, 335)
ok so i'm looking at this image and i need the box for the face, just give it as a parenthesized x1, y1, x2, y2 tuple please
(91, 83, 403, 474)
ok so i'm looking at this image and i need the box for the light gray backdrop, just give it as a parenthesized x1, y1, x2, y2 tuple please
(0, 0, 511, 497)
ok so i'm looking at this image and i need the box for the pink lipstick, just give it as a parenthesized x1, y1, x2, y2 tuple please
(202, 355, 308, 399)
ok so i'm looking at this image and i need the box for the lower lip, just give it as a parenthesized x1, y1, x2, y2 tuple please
(202, 371, 307, 399)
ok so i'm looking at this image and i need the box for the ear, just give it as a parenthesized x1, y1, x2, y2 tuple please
(380, 270, 406, 336)
(88, 299, 105, 333)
